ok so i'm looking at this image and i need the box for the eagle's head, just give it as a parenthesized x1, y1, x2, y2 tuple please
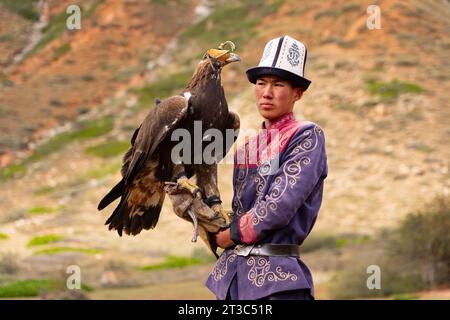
(204, 41, 240, 69)
(187, 41, 240, 89)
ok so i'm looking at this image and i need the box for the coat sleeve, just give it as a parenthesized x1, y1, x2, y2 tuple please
(230, 124, 327, 244)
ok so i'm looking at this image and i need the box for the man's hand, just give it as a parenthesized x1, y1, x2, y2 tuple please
(213, 228, 234, 249)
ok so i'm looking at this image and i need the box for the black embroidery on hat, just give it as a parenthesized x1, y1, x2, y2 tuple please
(287, 42, 300, 67)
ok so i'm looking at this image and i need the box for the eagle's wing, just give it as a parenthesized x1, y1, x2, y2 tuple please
(97, 125, 141, 211)
(98, 94, 191, 236)
(123, 94, 190, 184)
(215, 110, 240, 162)
(120, 124, 141, 178)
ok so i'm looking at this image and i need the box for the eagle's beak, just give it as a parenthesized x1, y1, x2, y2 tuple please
(224, 52, 240, 65)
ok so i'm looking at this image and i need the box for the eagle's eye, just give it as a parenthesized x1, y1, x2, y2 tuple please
(213, 60, 222, 69)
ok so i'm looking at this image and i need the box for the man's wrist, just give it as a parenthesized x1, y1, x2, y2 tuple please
(230, 217, 242, 244)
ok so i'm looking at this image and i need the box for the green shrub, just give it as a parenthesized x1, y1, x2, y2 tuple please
(27, 234, 63, 247)
(28, 206, 64, 216)
(387, 197, 450, 287)
(408, 143, 433, 154)
(81, 74, 95, 82)
(329, 240, 426, 299)
(0, 32, 15, 41)
(81, 283, 94, 292)
(84, 0, 104, 18)
(53, 42, 71, 60)
(342, 3, 361, 12)
(301, 233, 370, 253)
(25, 11, 68, 58)
(85, 140, 130, 158)
(33, 186, 56, 195)
(149, 0, 171, 4)
(315, 3, 361, 20)
(84, 161, 122, 180)
(395, 58, 417, 67)
(140, 255, 202, 271)
(180, 0, 283, 49)
(0, 279, 56, 297)
(315, 8, 341, 20)
(22, 0, 104, 58)
(0, 0, 39, 21)
(392, 293, 420, 300)
(366, 78, 424, 100)
(0, 164, 27, 181)
(25, 116, 114, 164)
(34, 247, 103, 256)
(135, 71, 191, 109)
(329, 259, 385, 299)
(0, 233, 9, 240)
(329, 196, 450, 299)
(140, 248, 218, 272)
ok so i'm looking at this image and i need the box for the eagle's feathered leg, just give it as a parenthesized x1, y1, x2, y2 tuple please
(199, 110, 240, 226)
(196, 164, 232, 226)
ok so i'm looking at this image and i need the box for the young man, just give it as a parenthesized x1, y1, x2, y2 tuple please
(205, 35, 328, 300)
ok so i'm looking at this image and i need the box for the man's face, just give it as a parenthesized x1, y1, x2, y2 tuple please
(254, 76, 303, 123)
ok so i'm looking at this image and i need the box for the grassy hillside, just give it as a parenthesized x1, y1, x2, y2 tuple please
(0, 0, 449, 299)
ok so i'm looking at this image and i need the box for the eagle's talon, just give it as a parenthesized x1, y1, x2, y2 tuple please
(211, 203, 232, 226)
(176, 178, 202, 198)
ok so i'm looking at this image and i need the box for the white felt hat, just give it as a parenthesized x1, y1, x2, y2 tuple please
(246, 35, 311, 91)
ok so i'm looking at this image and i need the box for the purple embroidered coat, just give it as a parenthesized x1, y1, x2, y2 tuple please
(205, 112, 328, 300)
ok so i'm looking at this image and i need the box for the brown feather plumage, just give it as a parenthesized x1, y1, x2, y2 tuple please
(98, 54, 240, 250)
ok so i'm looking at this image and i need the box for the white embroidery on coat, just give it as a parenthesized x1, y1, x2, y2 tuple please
(255, 166, 267, 201)
(247, 257, 297, 287)
(212, 251, 237, 281)
(252, 126, 322, 225)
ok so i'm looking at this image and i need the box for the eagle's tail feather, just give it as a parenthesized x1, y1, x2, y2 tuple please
(98, 179, 125, 210)
(129, 215, 144, 235)
(105, 194, 128, 235)
(142, 202, 164, 230)
(105, 193, 165, 236)
(128, 202, 164, 235)
(105, 207, 122, 228)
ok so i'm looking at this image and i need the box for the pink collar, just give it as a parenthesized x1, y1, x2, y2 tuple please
(235, 112, 308, 168)
(261, 112, 296, 130)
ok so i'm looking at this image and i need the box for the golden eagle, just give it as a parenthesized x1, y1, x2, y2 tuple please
(98, 42, 240, 241)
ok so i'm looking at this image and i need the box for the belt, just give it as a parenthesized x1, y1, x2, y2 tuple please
(233, 244, 300, 257)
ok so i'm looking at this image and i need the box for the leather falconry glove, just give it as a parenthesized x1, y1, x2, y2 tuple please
(164, 182, 234, 258)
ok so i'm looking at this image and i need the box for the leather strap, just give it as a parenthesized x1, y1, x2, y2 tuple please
(234, 243, 300, 257)
(205, 195, 222, 207)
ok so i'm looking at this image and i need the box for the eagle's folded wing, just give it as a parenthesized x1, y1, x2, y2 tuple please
(124, 94, 191, 184)
(215, 110, 240, 163)
(98, 94, 191, 236)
